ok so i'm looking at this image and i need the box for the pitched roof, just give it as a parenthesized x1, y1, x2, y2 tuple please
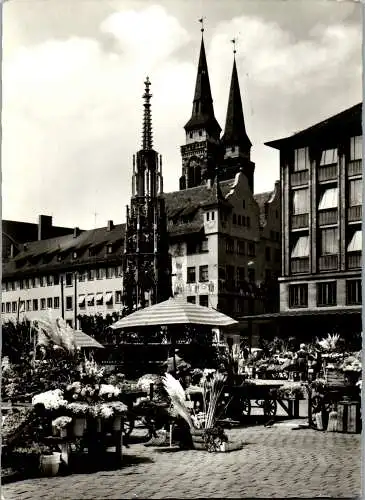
(265, 102, 362, 149)
(254, 191, 275, 227)
(184, 36, 221, 135)
(222, 58, 251, 150)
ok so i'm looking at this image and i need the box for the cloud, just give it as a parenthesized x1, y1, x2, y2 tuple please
(2, 3, 362, 229)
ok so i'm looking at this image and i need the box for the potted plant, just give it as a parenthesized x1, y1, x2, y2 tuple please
(52, 416, 72, 438)
(66, 402, 89, 436)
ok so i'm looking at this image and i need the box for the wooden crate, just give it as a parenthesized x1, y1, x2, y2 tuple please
(325, 368, 345, 386)
(337, 401, 361, 434)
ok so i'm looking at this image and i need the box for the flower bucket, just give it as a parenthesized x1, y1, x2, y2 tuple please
(73, 417, 87, 437)
(112, 415, 122, 432)
(39, 453, 61, 477)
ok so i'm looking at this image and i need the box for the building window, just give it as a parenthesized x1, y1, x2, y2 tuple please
(187, 296, 196, 304)
(78, 272, 85, 282)
(347, 230, 361, 253)
(199, 265, 209, 282)
(189, 131, 193, 139)
(226, 238, 235, 253)
(247, 242, 255, 257)
(265, 247, 271, 262)
(96, 293, 103, 305)
(26, 300, 31, 311)
(105, 292, 113, 305)
(72, 251, 78, 260)
(54, 297, 60, 309)
(40, 299, 46, 310)
(2, 282, 7, 292)
(187, 267, 196, 283)
(294, 147, 309, 171)
(46, 275, 53, 286)
(248, 268, 255, 282)
(33, 299, 38, 311)
(66, 296, 73, 310)
(96, 268, 103, 280)
(289, 284, 308, 308)
(246, 216, 251, 228)
(242, 216, 246, 226)
(106, 244, 113, 254)
(88, 294, 94, 306)
(321, 228, 338, 255)
(19, 301, 25, 313)
(211, 211, 215, 221)
(318, 188, 338, 210)
(87, 270, 94, 281)
(237, 215, 241, 225)
(115, 291, 122, 303)
(32, 278, 37, 288)
(199, 295, 209, 307)
(12, 301, 17, 313)
(47, 297, 53, 309)
(200, 238, 208, 252)
(346, 279, 362, 305)
(24, 279, 29, 289)
(237, 241, 245, 255)
(349, 179, 362, 206)
(6, 303, 11, 313)
(317, 281, 337, 307)
(350, 136, 362, 160)
(105, 267, 112, 279)
(78, 295, 86, 309)
(320, 148, 338, 165)
(19, 280, 24, 290)
(237, 267, 245, 283)
(233, 213, 237, 225)
(40, 276, 45, 287)
(292, 188, 309, 214)
(206, 212, 210, 222)
(2, 303, 5, 313)
(291, 235, 309, 258)
(65, 273, 73, 287)
(199, 130, 202, 137)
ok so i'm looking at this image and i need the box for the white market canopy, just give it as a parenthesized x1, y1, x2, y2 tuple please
(111, 297, 238, 329)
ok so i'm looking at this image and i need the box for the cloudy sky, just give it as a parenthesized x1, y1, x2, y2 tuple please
(3, 0, 362, 229)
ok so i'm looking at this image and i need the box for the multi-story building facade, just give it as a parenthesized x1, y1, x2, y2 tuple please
(265, 103, 362, 336)
(2, 31, 281, 333)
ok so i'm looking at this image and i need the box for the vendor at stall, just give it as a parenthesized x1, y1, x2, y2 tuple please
(295, 344, 311, 381)
(165, 349, 191, 380)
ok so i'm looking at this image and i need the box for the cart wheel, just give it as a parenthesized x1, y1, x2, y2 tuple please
(123, 417, 135, 437)
(263, 399, 277, 417)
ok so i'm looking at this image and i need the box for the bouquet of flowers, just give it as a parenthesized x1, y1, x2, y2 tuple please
(66, 402, 89, 416)
(52, 416, 72, 431)
(98, 384, 121, 400)
(32, 389, 68, 410)
(276, 383, 304, 400)
(340, 356, 362, 373)
(90, 401, 127, 419)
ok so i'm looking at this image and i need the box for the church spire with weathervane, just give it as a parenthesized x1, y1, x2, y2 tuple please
(221, 39, 255, 191)
(180, 18, 222, 190)
(123, 77, 171, 315)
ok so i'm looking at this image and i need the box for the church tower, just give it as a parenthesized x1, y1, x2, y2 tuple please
(180, 21, 222, 190)
(123, 77, 171, 314)
(221, 42, 255, 191)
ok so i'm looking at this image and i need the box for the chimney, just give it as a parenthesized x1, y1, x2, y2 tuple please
(107, 220, 114, 231)
(38, 215, 53, 241)
(73, 227, 80, 238)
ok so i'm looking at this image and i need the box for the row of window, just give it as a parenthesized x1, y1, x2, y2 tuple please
(232, 213, 251, 228)
(187, 295, 209, 307)
(2, 267, 123, 293)
(293, 137, 362, 172)
(291, 229, 361, 259)
(265, 246, 281, 263)
(1, 291, 124, 314)
(288, 279, 361, 308)
(185, 265, 258, 285)
(226, 238, 256, 256)
(292, 180, 362, 215)
(187, 265, 209, 284)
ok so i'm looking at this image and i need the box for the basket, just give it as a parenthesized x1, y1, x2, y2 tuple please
(190, 429, 207, 450)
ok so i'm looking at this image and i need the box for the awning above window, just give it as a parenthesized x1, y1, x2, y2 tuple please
(291, 236, 309, 258)
(105, 292, 113, 304)
(78, 295, 85, 306)
(96, 293, 103, 302)
(318, 188, 338, 210)
(347, 231, 362, 252)
(87, 295, 94, 305)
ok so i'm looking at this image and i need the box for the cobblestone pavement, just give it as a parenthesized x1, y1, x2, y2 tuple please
(2, 424, 361, 499)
